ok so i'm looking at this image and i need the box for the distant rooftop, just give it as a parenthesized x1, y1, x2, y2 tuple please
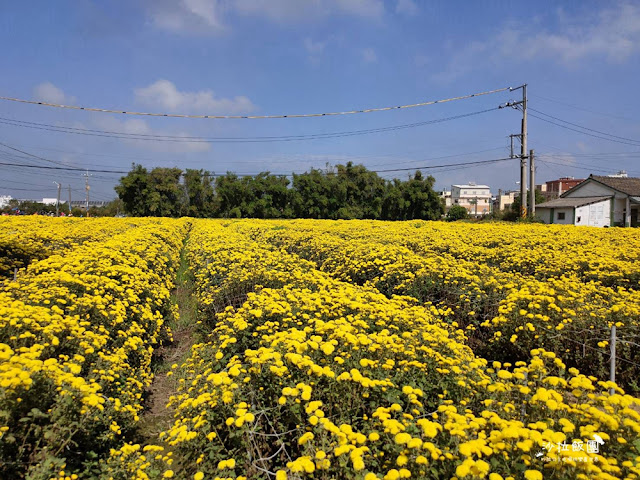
(452, 183, 490, 189)
(536, 196, 611, 209)
(590, 175, 640, 196)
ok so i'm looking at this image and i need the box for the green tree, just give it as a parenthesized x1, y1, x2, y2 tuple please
(114, 164, 151, 216)
(115, 164, 184, 217)
(505, 191, 547, 221)
(446, 205, 469, 221)
(184, 169, 215, 217)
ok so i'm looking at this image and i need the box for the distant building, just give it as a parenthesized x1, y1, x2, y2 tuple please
(536, 174, 640, 227)
(0, 195, 12, 208)
(451, 182, 492, 216)
(69, 200, 109, 208)
(439, 190, 452, 210)
(537, 176, 586, 201)
(493, 190, 518, 211)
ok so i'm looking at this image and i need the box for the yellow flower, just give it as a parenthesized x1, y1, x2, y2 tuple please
(524, 470, 542, 480)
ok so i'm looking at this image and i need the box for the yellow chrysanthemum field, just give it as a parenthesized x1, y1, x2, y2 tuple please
(1, 217, 640, 480)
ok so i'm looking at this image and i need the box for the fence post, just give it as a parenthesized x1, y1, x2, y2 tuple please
(13, 268, 17, 281)
(610, 324, 616, 395)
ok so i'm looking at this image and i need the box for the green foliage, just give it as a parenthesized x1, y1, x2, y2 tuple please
(504, 191, 547, 221)
(446, 204, 470, 221)
(114, 162, 444, 220)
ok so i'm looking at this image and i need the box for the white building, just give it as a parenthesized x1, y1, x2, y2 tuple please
(493, 190, 518, 211)
(536, 174, 640, 227)
(451, 182, 492, 216)
(439, 190, 452, 209)
(0, 195, 12, 208)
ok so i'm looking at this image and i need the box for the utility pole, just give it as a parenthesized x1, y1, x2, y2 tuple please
(83, 170, 91, 217)
(68, 184, 72, 213)
(529, 150, 535, 217)
(502, 84, 528, 218)
(54, 181, 61, 216)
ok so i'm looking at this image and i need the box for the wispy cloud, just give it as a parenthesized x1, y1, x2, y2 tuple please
(33, 82, 76, 104)
(361, 47, 378, 64)
(396, 0, 418, 16)
(147, 0, 228, 35)
(134, 79, 255, 114)
(147, 0, 384, 34)
(433, 3, 640, 82)
(91, 116, 211, 153)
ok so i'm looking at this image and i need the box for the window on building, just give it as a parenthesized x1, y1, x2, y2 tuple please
(557, 212, 566, 220)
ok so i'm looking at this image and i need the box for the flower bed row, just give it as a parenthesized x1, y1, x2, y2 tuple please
(240, 220, 640, 392)
(122, 220, 640, 480)
(0, 218, 189, 478)
(0, 217, 145, 279)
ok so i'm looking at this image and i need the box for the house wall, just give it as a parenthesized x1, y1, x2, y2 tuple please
(536, 208, 553, 224)
(552, 208, 574, 225)
(563, 182, 613, 197)
(574, 199, 610, 227)
(613, 197, 627, 225)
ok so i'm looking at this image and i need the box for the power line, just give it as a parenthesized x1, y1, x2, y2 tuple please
(537, 158, 640, 177)
(529, 108, 640, 144)
(528, 112, 640, 148)
(538, 151, 640, 158)
(0, 161, 127, 174)
(372, 157, 516, 173)
(0, 141, 76, 168)
(530, 94, 634, 122)
(367, 147, 506, 168)
(0, 108, 499, 143)
(0, 156, 519, 177)
(0, 87, 510, 119)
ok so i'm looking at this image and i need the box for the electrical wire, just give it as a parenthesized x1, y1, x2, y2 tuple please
(528, 113, 640, 147)
(529, 108, 640, 144)
(0, 141, 78, 168)
(0, 155, 519, 177)
(372, 157, 515, 173)
(530, 94, 633, 122)
(537, 158, 640, 177)
(0, 108, 499, 143)
(0, 87, 510, 119)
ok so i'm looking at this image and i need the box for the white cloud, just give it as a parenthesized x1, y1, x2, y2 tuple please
(414, 53, 429, 67)
(92, 116, 211, 153)
(147, 0, 384, 34)
(304, 37, 326, 55)
(134, 79, 255, 114)
(361, 47, 378, 63)
(433, 3, 640, 81)
(396, 0, 418, 16)
(147, 0, 227, 34)
(33, 82, 76, 104)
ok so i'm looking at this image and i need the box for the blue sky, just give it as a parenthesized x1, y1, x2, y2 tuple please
(1, 0, 639, 202)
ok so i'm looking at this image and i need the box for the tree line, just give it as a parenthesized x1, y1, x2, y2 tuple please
(114, 163, 445, 220)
